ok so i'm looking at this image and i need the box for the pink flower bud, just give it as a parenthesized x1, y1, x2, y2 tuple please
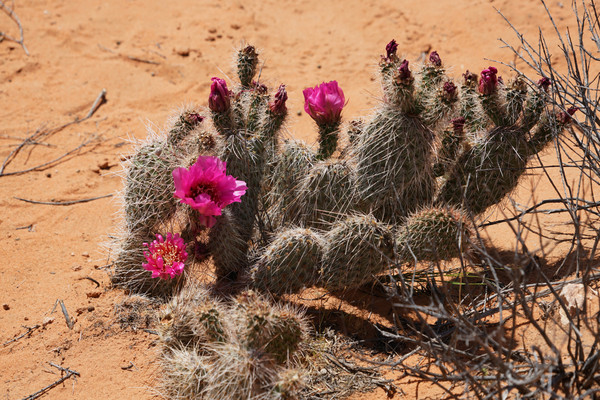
(429, 51, 442, 67)
(451, 117, 466, 133)
(538, 77, 551, 92)
(478, 66, 498, 95)
(395, 59, 412, 84)
(386, 39, 398, 60)
(184, 112, 204, 126)
(208, 77, 231, 113)
(269, 84, 288, 115)
(252, 80, 268, 94)
(303, 81, 345, 126)
(557, 106, 578, 124)
(442, 81, 458, 102)
(463, 70, 478, 88)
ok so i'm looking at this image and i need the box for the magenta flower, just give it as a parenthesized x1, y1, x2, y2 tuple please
(208, 77, 231, 113)
(172, 156, 247, 228)
(303, 81, 345, 126)
(429, 51, 442, 67)
(269, 84, 288, 115)
(478, 66, 498, 95)
(143, 233, 188, 279)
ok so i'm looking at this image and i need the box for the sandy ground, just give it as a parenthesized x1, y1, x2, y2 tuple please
(0, 0, 586, 398)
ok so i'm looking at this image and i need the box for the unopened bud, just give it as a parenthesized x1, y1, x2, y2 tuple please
(269, 84, 288, 115)
(429, 51, 442, 67)
(442, 81, 458, 102)
(208, 77, 231, 113)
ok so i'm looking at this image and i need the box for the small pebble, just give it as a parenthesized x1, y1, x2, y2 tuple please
(82, 252, 90, 258)
(71, 252, 75, 256)
(42, 316, 55, 326)
(2, 304, 9, 310)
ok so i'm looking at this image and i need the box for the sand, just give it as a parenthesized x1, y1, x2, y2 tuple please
(0, 0, 585, 398)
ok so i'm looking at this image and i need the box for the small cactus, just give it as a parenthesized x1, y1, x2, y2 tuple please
(397, 206, 472, 262)
(234, 291, 309, 364)
(322, 214, 395, 291)
(289, 159, 356, 228)
(159, 346, 208, 400)
(158, 285, 230, 349)
(251, 227, 325, 295)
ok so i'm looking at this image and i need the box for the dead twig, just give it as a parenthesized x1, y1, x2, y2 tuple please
(0, 90, 107, 177)
(58, 300, 74, 330)
(1, 134, 98, 177)
(86, 89, 107, 119)
(98, 44, 160, 65)
(21, 363, 80, 400)
(77, 276, 100, 288)
(2, 324, 40, 346)
(0, 0, 29, 55)
(14, 193, 113, 206)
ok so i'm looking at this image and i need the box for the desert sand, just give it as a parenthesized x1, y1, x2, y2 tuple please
(0, 0, 584, 398)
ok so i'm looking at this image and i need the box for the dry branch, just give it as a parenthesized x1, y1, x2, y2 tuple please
(0, 0, 29, 55)
(0, 89, 107, 177)
(14, 194, 113, 206)
(20, 363, 80, 400)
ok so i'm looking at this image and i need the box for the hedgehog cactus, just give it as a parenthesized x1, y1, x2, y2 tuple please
(114, 42, 569, 298)
(112, 42, 576, 400)
(251, 228, 325, 295)
(322, 214, 395, 291)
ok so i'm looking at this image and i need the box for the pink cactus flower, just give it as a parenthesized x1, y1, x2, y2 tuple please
(303, 81, 345, 126)
(269, 84, 288, 115)
(478, 66, 498, 95)
(208, 77, 231, 113)
(143, 233, 188, 279)
(172, 156, 247, 228)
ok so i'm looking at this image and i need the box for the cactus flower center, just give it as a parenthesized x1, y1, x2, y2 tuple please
(143, 233, 188, 279)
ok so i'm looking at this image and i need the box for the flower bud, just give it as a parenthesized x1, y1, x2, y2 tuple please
(463, 70, 478, 88)
(252, 80, 268, 94)
(451, 117, 466, 133)
(386, 39, 398, 60)
(478, 66, 498, 95)
(184, 112, 204, 126)
(537, 77, 551, 92)
(269, 84, 288, 115)
(442, 81, 458, 102)
(557, 106, 577, 124)
(395, 59, 413, 85)
(429, 51, 442, 67)
(208, 77, 231, 113)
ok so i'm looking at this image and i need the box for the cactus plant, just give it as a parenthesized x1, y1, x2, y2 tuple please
(112, 42, 571, 297)
(111, 42, 579, 400)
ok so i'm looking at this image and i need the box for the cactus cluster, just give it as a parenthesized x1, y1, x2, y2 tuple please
(110, 42, 575, 399)
(158, 286, 309, 400)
